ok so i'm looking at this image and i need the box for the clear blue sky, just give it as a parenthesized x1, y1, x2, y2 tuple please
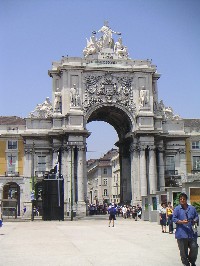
(0, 0, 200, 159)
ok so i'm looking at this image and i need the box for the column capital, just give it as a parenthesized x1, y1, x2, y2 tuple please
(157, 146, 165, 152)
(148, 145, 156, 151)
(129, 144, 139, 152)
(138, 143, 147, 151)
(179, 148, 186, 154)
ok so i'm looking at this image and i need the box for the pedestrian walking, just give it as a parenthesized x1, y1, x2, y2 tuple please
(159, 202, 167, 233)
(0, 203, 2, 228)
(122, 205, 127, 219)
(172, 193, 199, 266)
(166, 201, 174, 234)
(108, 203, 117, 227)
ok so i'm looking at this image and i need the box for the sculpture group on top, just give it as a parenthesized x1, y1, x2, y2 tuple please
(154, 100, 181, 120)
(29, 97, 53, 118)
(83, 21, 129, 59)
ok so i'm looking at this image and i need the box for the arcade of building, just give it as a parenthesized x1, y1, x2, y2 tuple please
(0, 22, 200, 221)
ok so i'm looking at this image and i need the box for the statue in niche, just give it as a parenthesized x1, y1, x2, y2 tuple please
(114, 37, 129, 59)
(54, 88, 62, 113)
(97, 21, 121, 49)
(139, 87, 149, 107)
(70, 84, 81, 107)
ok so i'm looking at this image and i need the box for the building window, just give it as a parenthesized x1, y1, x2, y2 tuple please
(103, 178, 107, 185)
(7, 154, 17, 174)
(193, 156, 200, 170)
(192, 141, 200, 149)
(37, 155, 46, 171)
(165, 156, 175, 171)
(8, 140, 17, 150)
(103, 189, 107, 196)
(103, 168, 107, 174)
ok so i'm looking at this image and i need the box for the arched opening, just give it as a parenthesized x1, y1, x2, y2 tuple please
(86, 105, 134, 206)
(2, 182, 20, 217)
(86, 121, 118, 160)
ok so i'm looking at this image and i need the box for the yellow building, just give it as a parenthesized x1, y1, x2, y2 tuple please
(0, 116, 26, 217)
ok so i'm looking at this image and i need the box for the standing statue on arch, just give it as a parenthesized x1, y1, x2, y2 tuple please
(96, 21, 121, 49)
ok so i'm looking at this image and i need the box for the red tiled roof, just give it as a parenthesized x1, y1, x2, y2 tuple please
(0, 116, 26, 125)
(184, 119, 200, 128)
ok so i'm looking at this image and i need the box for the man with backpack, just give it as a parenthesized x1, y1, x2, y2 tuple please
(108, 203, 117, 227)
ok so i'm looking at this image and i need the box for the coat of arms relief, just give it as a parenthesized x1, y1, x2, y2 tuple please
(83, 73, 136, 114)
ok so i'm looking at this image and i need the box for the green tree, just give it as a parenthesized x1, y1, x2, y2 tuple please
(191, 202, 200, 213)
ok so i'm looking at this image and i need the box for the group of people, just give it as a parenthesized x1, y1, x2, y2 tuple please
(159, 193, 199, 266)
(88, 203, 142, 221)
(107, 203, 143, 228)
(159, 201, 174, 234)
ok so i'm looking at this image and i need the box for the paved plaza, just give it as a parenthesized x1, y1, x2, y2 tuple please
(0, 216, 199, 266)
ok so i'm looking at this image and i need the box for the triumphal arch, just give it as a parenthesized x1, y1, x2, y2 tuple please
(26, 22, 186, 217)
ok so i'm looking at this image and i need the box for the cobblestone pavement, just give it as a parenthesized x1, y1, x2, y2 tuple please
(0, 216, 199, 266)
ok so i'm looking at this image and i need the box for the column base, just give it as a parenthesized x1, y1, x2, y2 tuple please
(76, 201, 86, 218)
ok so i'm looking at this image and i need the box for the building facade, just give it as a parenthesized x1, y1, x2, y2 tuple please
(0, 22, 199, 219)
(87, 149, 120, 205)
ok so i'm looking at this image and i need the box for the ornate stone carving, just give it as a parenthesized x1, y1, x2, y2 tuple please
(29, 97, 53, 118)
(84, 73, 135, 113)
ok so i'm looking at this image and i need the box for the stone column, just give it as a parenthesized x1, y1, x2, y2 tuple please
(179, 148, 187, 175)
(149, 146, 157, 194)
(139, 146, 147, 197)
(76, 146, 86, 217)
(62, 146, 70, 215)
(77, 146, 85, 202)
(158, 147, 165, 191)
(130, 144, 141, 205)
(24, 149, 32, 177)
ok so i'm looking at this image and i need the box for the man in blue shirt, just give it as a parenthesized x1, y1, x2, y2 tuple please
(172, 193, 199, 266)
(108, 203, 117, 227)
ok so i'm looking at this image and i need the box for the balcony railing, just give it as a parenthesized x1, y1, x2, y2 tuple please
(165, 170, 178, 176)
(165, 176, 181, 187)
(5, 171, 19, 177)
(191, 169, 200, 174)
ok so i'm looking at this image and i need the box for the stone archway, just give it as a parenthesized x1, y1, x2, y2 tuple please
(27, 23, 185, 218)
(3, 182, 20, 216)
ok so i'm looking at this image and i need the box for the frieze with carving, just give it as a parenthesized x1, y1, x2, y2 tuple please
(83, 73, 136, 113)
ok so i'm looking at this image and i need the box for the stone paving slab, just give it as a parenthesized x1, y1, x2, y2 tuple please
(0, 216, 199, 266)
